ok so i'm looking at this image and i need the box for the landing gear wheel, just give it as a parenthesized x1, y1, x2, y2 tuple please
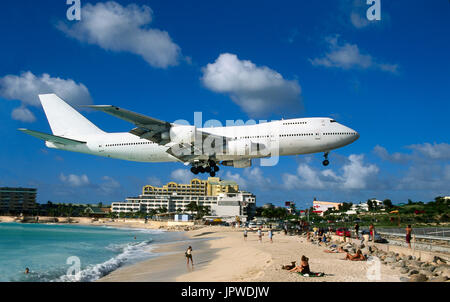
(322, 160, 329, 166)
(190, 167, 199, 174)
(210, 171, 216, 177)
(205, 166, 212, 173)
(198, 166, 205, 173)
(213, 166, 219, 172)
(208, 160, 217, 167)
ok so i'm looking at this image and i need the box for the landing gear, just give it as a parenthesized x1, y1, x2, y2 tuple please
(190, 160, 220, 176)
(322, 152, 330, 166)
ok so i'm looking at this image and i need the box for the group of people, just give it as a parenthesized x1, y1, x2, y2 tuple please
(244, 227, 273, 243)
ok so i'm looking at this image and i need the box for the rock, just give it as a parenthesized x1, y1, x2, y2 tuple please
(428, 276, 448, 282)
(385, 257, 396, 263)
(400, 268, 410, 274)
(419, 270, 434, 277)
(400, 277, 409, 282)
(434, 265, 450, 276)
(409, 274, 428, 282)
(408, 269, 419, 276)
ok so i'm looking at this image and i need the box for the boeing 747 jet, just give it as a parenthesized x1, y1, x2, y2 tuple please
(19, 94, 359, 177)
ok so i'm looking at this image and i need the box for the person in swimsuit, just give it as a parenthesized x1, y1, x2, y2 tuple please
(268, 229, 273, 243)
(243, 228, 248, 241)
(185, 246, 193, 266)
(289, 255, 310, 274)
(406, 225, 412, 248)
(345, 249, 366, 261)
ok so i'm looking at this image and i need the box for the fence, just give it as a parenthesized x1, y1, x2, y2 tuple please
(376, 227, 450, 242)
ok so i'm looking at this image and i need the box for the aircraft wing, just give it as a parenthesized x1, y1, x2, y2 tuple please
(84, 105, 230, 163)
(83, 105, 173, 144)
(18, 129, 86, 145)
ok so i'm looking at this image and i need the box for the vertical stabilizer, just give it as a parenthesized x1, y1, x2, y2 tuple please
(38, 94, 105, 138)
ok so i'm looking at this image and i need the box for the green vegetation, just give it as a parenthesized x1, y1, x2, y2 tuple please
(255, 196, 449, 229)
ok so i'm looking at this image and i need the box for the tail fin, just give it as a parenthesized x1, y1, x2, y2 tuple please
(39, 94, 105, 138)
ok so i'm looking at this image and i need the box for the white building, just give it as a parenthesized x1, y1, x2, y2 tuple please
(112, 181, 256, 221)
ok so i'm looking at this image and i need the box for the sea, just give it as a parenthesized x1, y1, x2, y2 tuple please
(0, 222, 186, 282)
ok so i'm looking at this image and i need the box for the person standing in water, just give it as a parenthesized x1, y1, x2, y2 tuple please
(185, 246, 193, 266)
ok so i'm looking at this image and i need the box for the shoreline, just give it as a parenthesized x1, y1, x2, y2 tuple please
(97, 226, 415, 282)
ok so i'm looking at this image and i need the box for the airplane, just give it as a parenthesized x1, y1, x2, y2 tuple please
(19, 94, 359, 177)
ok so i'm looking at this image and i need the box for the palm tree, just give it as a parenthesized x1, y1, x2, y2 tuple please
(186, 201, 198, 215)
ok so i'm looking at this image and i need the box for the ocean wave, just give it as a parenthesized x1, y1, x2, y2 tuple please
(56, 240, 156, 282)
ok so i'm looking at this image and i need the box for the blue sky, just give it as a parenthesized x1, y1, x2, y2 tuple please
(0, 0, 449, 208)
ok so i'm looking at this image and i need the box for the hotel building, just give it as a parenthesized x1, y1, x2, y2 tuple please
(0, 187, 37, 214)
(112, 177, 256, 221)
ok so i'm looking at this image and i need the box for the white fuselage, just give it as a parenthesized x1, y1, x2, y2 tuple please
(45, 117, 359, 163)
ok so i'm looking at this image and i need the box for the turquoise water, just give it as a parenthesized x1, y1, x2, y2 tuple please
(0, 222, 185, 282)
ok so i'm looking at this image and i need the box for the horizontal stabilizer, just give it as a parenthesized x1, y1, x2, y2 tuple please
(18, 129, 86, 145)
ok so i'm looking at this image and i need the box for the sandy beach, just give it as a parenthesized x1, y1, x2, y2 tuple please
(98, 226, 405, 282)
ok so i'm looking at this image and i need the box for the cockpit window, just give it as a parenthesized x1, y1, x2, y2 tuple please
(330, 120, 337, 123)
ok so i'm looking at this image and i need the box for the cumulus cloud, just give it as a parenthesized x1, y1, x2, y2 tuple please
(0, 71, 92, 122)
(99, 176, 121, 194)
(225, 171, 248, 188)
(407, 143, 450, 160)
(201, 53, 302, 117)
(282, 154, 379, 190)
(310, 36, 398, 73)
(60, 173, 90, 187)
(57, 1, 181, 68)
(171, 169, 192, 184)
(350, 11, 370, 29)
(11, 106, 36, 123)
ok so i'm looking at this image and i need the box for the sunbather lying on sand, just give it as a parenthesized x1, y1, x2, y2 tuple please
(281, 261, 296, 270)
(289, 256, 310, 274)
(344, 249, 366, 261)
(324, 247, 346, 253)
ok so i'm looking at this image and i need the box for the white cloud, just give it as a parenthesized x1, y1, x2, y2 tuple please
(341, 154, 379, 189)
(57, 1, 181, 68)
(147, 176, 163, 187)
(201, 53, 302, 117)
(0, 71, 92, 121)
(350, 11, 369, 29)
(171, 169, 192, 184)
(282, 154, 379, 190)
(310, 36, 398, 73)
(224, 171, 248, 188)
(60, 173, 90, 187)
(11, 106, 36, 123)
(407, 143, 450, 160)
(98, 176, 121, 194)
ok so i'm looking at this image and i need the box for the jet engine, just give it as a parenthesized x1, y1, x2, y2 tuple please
(221, 159, 252, 168)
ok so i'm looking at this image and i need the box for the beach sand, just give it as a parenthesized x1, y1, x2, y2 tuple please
(98, 226, 402, 282)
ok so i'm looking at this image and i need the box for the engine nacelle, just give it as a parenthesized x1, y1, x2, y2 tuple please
(221, 159, 252, 168)
(163, 125, 196, 144)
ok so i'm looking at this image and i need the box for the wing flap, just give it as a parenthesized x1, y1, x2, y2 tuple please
(18, 129, 86, 145)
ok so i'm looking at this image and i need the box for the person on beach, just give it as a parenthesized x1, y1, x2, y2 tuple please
(185, 246, 193, 266)
(354, 223, 360, 239)
(406, 225, 412, 249)
(344, 249, 366, 261)
(257, 228, 262, 242)
(289, 255, 310, 274)
(243, 228, 248, 241)
(324, 246, 346, 253)
(369, 224, 374, 240)
(268, 229, 273, 243)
